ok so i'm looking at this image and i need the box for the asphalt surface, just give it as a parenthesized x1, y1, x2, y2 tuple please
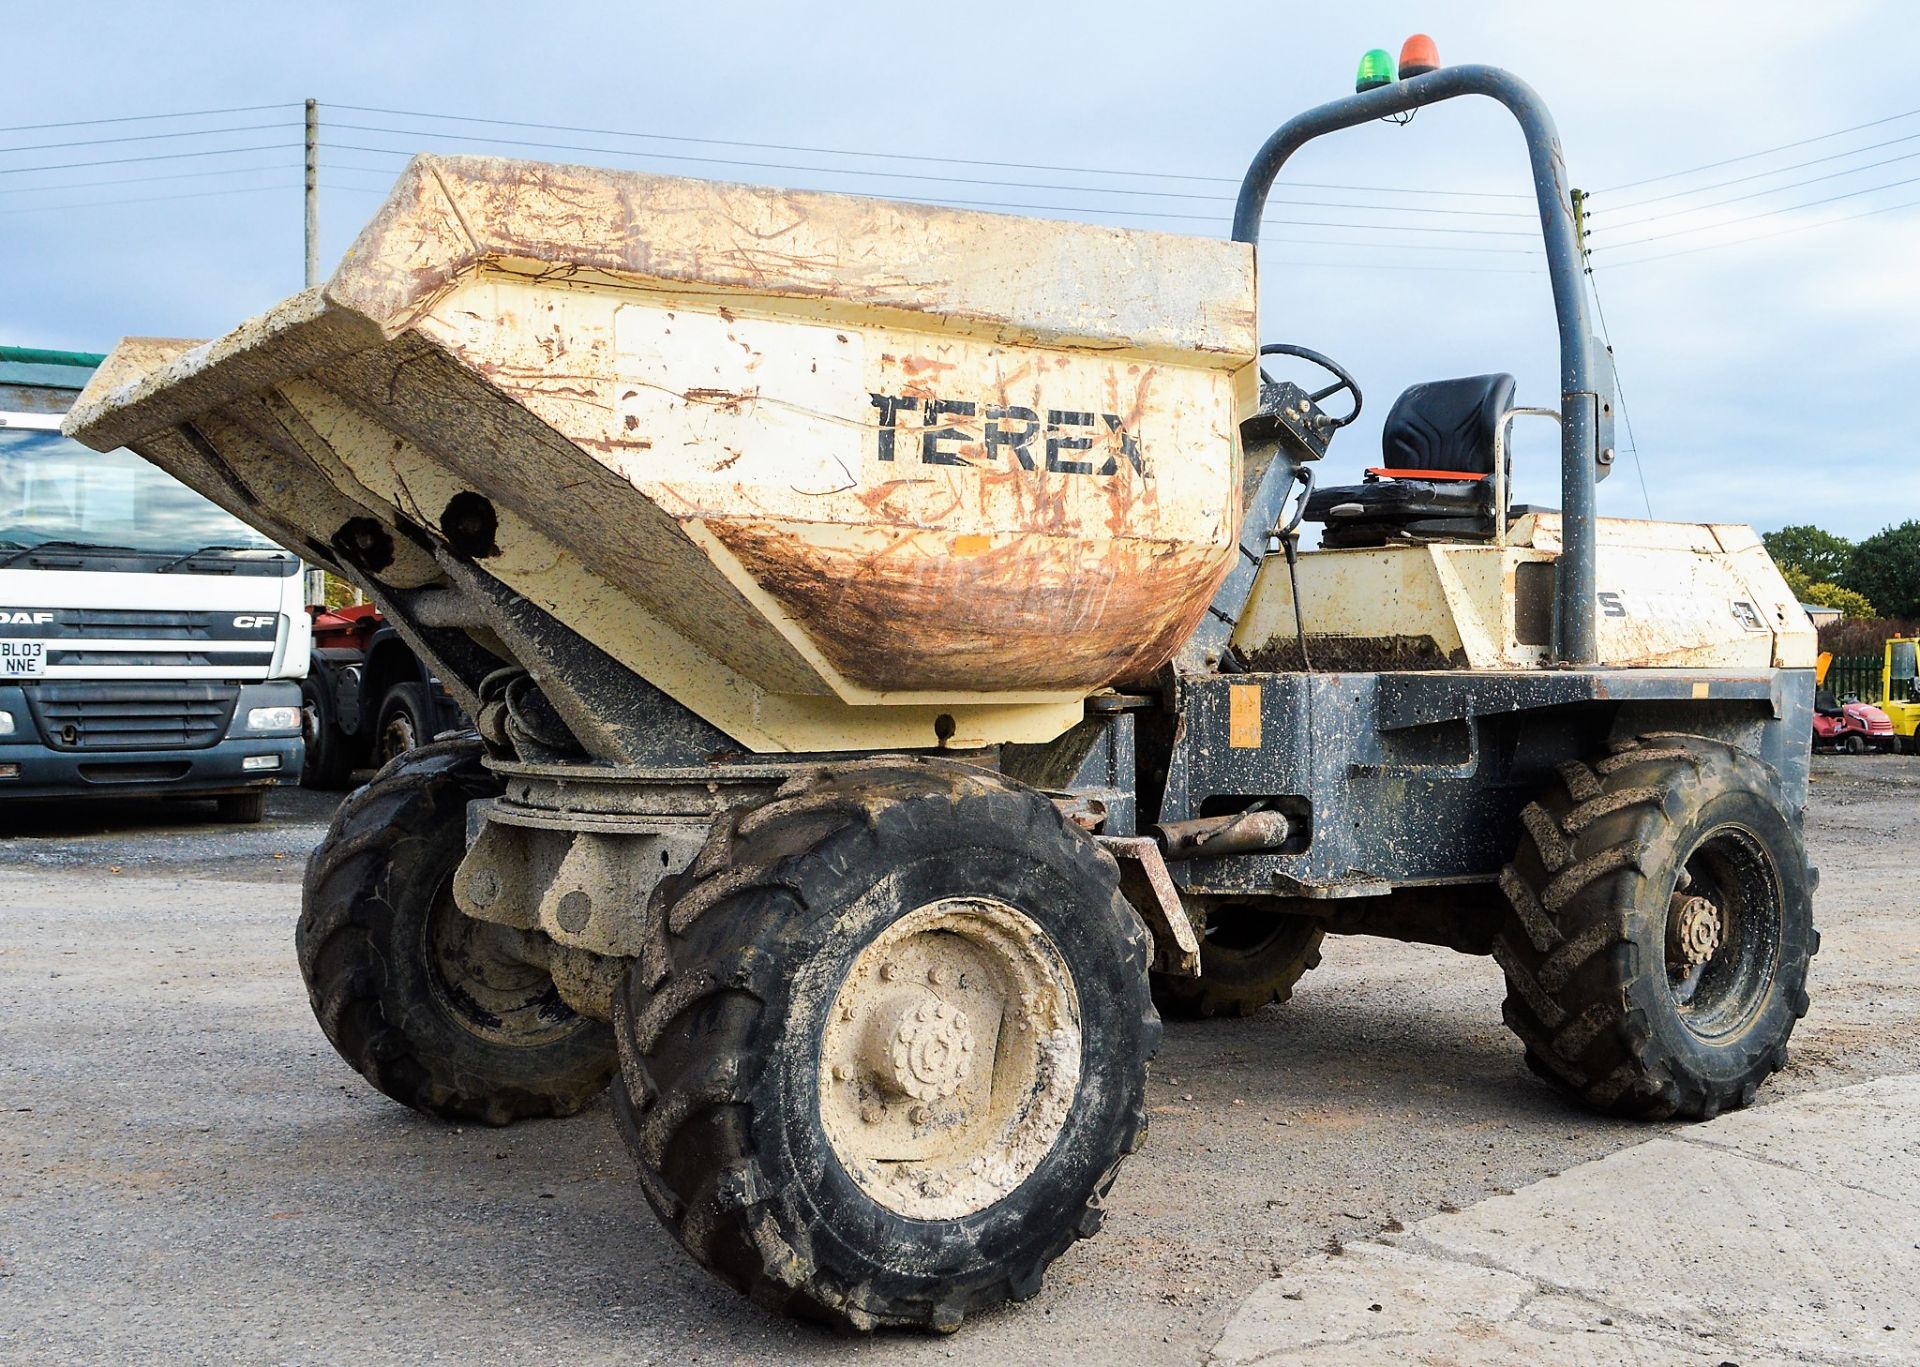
(2, 756, 1917, 1364)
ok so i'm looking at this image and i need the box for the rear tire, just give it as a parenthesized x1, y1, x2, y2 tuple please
(1151, 904, 1324, 1019)
(613, 762, 1159, 1331)
(1494, 734, 1816, 1120)
(298, 738, 616, 1124)
(373, 682, 433, 768)
(214, 790, 267, 824)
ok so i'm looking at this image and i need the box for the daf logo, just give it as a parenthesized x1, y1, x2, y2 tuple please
(233, 615, 275, 629)
(0, 610, 54, 625)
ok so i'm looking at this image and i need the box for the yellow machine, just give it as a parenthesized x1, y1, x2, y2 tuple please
(1879, 638, 1920, 752)
(64, 46, 1819, 1333)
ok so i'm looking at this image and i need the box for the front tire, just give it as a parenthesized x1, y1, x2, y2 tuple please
(298, 738, 616, 1124)
(299, 673, 358, 790)
(1494, 734, 1816, 1120)
(613, 762, 1159, 1331)
(214, 790, 268, 823)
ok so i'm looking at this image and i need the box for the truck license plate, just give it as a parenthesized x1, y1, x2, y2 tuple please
(0, 639, 46, 677)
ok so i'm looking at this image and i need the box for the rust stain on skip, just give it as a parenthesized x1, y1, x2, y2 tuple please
(712, 520, 1222, 693)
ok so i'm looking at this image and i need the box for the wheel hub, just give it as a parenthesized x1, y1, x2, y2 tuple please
(867, 996, 976, 1101)
(818, 896, 1080, 1221)
(1668, 892, 1724, 972)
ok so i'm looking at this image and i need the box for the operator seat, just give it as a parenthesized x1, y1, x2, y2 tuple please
(1304, 373, 1517, 547)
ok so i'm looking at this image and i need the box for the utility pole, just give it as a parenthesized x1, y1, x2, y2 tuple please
(304, 99, 319, 288)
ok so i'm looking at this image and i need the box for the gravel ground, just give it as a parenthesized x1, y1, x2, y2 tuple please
(1, 756, 1915, 1364)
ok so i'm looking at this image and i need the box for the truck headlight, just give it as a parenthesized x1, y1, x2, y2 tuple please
(246, 705, 300, 732)
(0, 710, 13, 736)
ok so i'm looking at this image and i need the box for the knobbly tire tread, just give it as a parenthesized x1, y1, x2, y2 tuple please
(298, 736, 616, 1124)
(1494, 733, 1816, 1120)
(1150, 913, 1325, 1020)
(612, 761, 1160, 1332)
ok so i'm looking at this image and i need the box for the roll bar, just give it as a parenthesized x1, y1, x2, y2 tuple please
(1233, 64, 1606, 666)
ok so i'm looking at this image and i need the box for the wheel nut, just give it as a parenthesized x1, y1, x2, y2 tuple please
(911, 1105, 932, 1126)
(860, 1101, 885, 1125)
(928, 965, 950, 986)
(880, 962, 900, 982)
(831, 1064, 849, 1082)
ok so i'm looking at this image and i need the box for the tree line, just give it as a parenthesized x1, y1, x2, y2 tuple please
(1762, 521, 1920, 619)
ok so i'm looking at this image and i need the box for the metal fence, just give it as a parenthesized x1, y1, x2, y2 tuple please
(1826, 654, 1881, 701)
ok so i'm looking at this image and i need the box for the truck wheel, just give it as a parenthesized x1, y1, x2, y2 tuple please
(298, 737, 615, 1124)
(1151, 904, 1324, 1019)
(373, 682, 433, 768)
(299, 674, 357, 790)
(214, 790, 268, 824)
(613, 762, 1159, 1331)
(1494, 734, 1816, 1120)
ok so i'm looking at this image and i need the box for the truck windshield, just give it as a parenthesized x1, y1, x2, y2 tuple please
(1893, 641, 1918, 700)
(0, 424, 280, 559)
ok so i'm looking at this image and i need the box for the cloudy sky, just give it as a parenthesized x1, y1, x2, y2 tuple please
(4, 1, 1915, 539)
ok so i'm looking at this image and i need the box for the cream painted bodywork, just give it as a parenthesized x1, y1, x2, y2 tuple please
(1236, 514, 1817, 671)
(64, 157, 1257, 754)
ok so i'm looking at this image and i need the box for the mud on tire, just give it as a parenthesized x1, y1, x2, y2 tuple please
(1151, 904, 1324, 1020)
(612, 761, 1160, 1332)
(1494, 733, 1817, 1120)
(298, 737, 616, 1124)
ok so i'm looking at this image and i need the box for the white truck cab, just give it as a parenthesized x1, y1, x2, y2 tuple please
(0, 346, 304, 820)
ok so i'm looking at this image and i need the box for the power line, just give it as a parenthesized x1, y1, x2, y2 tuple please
(1593, 171, 1920, 250)
(0, 182, 299, 215)
(875, 189, 1536, 234)
(1601, 128, 1920, 213)
(332, 144, 1542, 240)
(1582, 264, 1652, 517)
(332, 100, 1531, 200)
(0, 160, 303, 196)
(1606, 194, 1920, 269)
(0, 121, 295, 156)
(325, 122, 1533, 220)
(313, 158, 1540, 255)
(1598, 104, 1920, 194)
(0, 143, 301, 176)
(1595, 145, 1920, 233)
(0, 103, 296, 135)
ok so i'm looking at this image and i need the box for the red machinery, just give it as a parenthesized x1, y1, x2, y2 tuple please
(302, 603, 463, 787)
(1812, 688, 1895, 753)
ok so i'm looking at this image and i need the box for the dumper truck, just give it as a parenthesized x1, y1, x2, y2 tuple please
(66, 46, 1817, 1332)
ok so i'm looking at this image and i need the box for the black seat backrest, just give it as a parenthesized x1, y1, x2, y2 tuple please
(1814, 688, 1844, 717)
(1380, 373, 1516, 476)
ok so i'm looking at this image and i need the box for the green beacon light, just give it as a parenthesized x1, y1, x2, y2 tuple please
(1355, 48, 1396, 93)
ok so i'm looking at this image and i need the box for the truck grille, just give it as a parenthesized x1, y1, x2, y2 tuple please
(39, 609, 246, 641)
(25, 682, 239, 752)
